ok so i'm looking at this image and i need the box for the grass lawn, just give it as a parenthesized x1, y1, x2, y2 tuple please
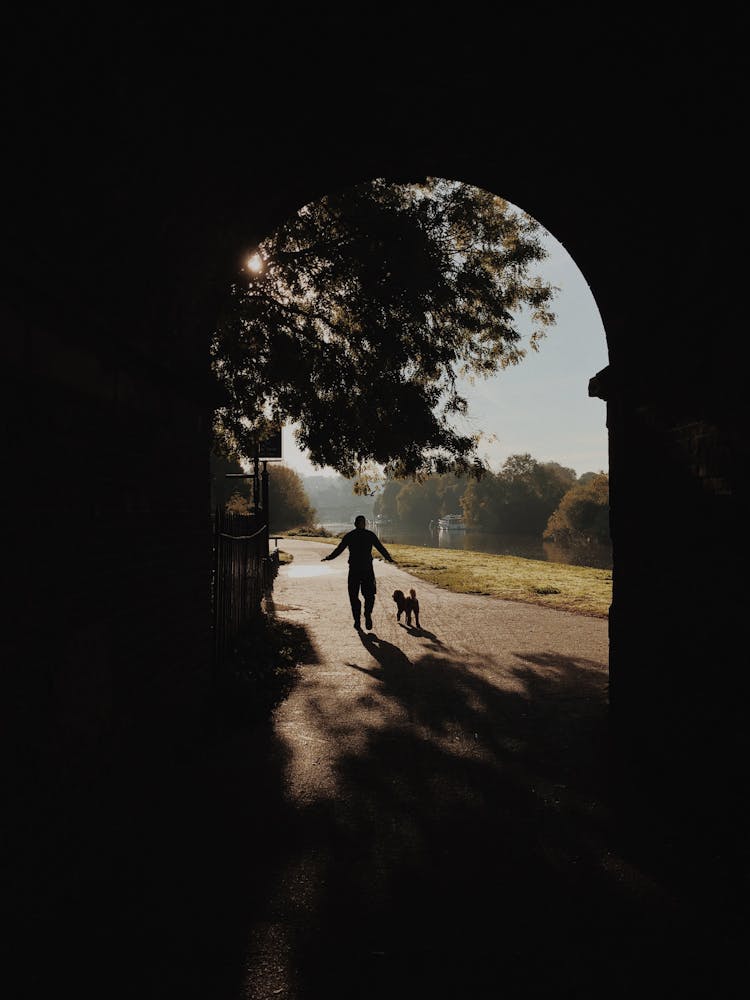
(278, 534, 612, 618)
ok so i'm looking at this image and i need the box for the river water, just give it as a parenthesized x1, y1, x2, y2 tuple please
(319, 521, 612, 570)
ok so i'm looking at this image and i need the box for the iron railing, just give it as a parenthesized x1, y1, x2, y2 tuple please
(211, 508, 278, 670)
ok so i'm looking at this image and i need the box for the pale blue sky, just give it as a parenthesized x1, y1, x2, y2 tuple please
(281, 220, 609, 480)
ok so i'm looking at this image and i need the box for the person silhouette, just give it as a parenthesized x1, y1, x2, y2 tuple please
(321, 515, 395, 630)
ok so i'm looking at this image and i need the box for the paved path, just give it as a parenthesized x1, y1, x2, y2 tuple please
(268, 538, 609, 813)
(235, 539, 728, 998)
(11, 541, 742, 1000)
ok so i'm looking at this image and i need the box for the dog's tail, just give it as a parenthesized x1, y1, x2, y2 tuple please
(409, 588, 417, 600)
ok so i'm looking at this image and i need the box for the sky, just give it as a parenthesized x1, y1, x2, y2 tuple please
(280, 218, 610, 481)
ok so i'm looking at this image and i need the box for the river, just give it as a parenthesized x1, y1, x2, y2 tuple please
(319, 521, 612, 570)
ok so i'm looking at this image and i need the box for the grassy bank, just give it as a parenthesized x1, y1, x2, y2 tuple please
(279, 534, 612, 618)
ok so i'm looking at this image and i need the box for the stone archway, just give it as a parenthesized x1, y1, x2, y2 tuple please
(5, 10, 747, 870)
(5, 15, 749, 996)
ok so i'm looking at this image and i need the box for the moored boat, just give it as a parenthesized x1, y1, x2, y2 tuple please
(437, 513, 466, 531)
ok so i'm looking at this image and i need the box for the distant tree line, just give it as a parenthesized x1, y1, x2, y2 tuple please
(373, 453, 609, 544)
(212, 450, 609, 545)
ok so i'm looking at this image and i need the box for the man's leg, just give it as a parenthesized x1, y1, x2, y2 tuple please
(361, 570, 376, 631)
(348, 572, 362, 627)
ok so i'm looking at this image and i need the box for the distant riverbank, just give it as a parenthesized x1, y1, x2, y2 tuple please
(317, 520, 612, 571)
(279, 534, 612, 618)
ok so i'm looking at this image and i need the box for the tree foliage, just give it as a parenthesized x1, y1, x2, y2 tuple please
(267, 465, 316, 531)
(373, 472, 465, 525)
(544, 472, 610, 544)
(212, 178, 557, 486)
(462, 454, 577, 534)
(373, 457, 579, 536)
(372, 478, 404, 522)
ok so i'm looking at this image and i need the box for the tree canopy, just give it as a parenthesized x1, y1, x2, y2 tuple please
(371, 457, 606, 542)
(543, 472, 610, 544)
(212, 177, 557, 488)
(461, 454, 577, 534)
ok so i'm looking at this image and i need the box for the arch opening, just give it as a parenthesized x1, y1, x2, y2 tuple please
(213, 175, 611, 577)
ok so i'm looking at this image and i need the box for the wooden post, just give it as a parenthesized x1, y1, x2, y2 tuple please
(261, 460, 270, 558)
(252, 446, 260, 520)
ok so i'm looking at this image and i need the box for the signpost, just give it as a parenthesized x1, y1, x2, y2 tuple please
(258, 426, 282, 460)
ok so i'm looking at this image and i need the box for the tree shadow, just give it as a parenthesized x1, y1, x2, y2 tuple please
(257, 640, 745, 998)
(16, 623, 745, 999)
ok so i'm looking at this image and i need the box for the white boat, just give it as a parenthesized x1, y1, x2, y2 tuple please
(437, 514, 466, 531)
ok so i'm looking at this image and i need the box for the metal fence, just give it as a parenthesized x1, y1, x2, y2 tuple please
(211, 507, 278, 670)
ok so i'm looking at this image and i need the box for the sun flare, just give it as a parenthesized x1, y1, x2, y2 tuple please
(247, 253, 263, 273)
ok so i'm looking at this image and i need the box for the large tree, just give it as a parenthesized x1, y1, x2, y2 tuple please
(212, 178, 557, 488)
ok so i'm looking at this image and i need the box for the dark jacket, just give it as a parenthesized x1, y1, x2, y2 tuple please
(323, 527, 393, 571)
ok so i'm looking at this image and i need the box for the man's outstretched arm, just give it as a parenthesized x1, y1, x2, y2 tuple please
(372, 535, 395, 563)
(321, 535, 349, 561)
